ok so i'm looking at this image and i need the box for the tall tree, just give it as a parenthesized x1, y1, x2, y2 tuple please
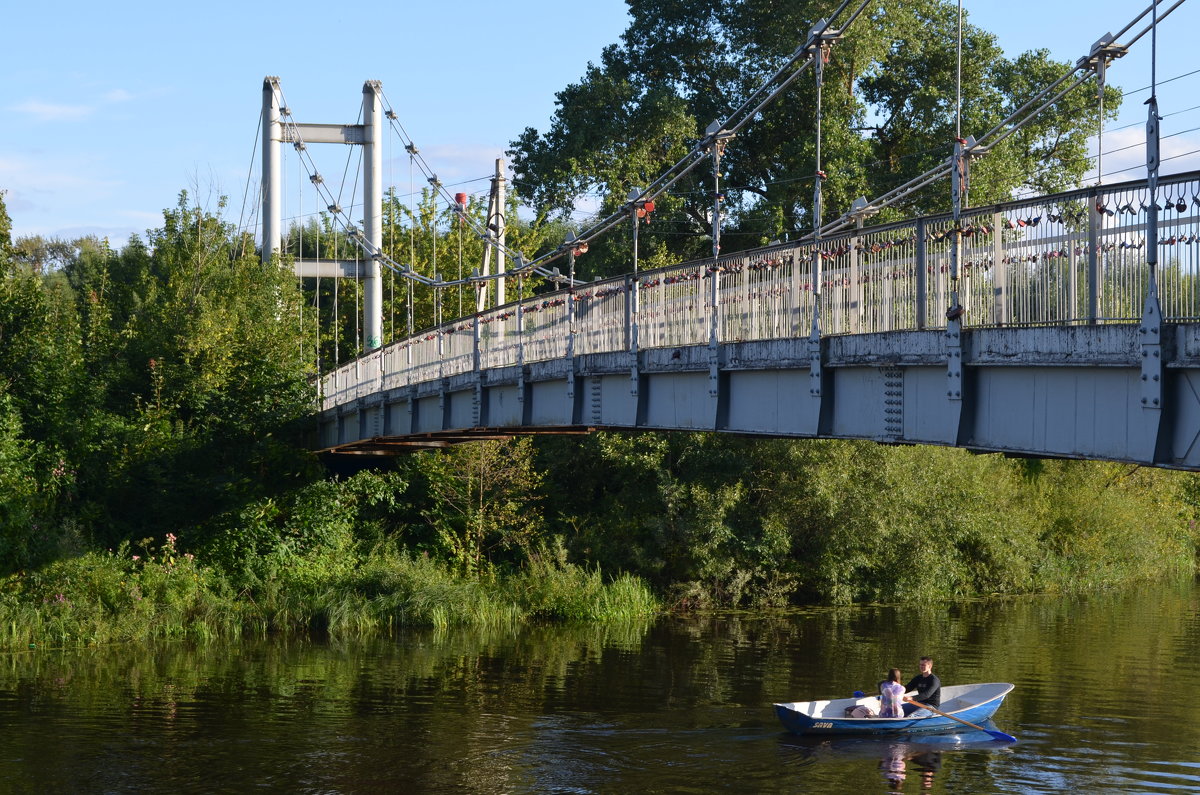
(509, 0, 1118, 277)
(0, 191, 11, 266)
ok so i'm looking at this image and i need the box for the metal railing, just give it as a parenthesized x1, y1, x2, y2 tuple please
(320, 170, 1200, 410)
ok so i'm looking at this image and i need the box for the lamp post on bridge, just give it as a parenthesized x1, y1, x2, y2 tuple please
(565, 232, 588, 296)
(627, 188, 655, 356)
(565, 232, 587, 365)
(704, 119, 734, 349)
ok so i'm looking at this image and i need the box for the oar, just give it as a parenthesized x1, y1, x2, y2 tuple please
(904, 697, 1016, 742)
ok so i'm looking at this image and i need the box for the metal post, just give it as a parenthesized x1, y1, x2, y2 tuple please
(810, 41, 826, 339)
(261, 77, 282, 263)
(516, 274, 525, 368)
(1088, 188, 1101, 323)
(406, 280, 414, 365)
(480, 170, 495, 310)
(949, 138, 965, 318)
(1097, 56, 1107, 186)
(495, 158, 507, 307)
(434, 275, 443, 360)
(1146, 95, 1162, 286)
(362, 81, 383, 351)
(711, 143, 723, 262)
(624, 274, 634, 352)
(472, 309, 481, 372)
(811, 249, 822, 333)
(915, 218, 927, 329)
(994, 211, 1008, 325)
(567, 246, 576, 361)
(946, 139, 966, 403)
(630, 193, 640, 354)
(710, 139, 723, 348)
(849, 224, 861, 333)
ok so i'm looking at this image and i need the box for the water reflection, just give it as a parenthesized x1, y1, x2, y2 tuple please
(0, 578, 1195, 793)
(779, 728, 1010, 792)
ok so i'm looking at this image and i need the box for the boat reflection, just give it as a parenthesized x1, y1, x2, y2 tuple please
(779, 725, 1013, 791)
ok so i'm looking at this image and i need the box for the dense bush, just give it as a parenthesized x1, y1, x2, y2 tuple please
(536, 433, 1198, 606)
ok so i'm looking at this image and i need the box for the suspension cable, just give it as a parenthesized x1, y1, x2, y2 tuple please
(237, 108, 263, 259)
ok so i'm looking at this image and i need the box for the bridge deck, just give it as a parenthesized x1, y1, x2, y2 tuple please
(316, 173, 1200, 470)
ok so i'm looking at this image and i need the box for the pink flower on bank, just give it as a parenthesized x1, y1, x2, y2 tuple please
(132, 555, 140, 562)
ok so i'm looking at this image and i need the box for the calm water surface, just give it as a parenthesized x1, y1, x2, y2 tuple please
(1, 579, 1197, 793)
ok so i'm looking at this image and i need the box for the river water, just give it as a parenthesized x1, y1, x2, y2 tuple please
(1, 578, 1197, 793)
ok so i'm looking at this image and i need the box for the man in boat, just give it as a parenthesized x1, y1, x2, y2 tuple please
(903, 656, 941, 716)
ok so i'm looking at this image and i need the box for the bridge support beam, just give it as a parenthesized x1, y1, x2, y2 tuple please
(262, 77, 282, 262)
(1138, 278, 1169, 463)
(362, 81, 383, 350)
(265, 77, 385, 351)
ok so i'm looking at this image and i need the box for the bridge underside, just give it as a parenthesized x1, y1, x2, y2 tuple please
(317, 325, 1200, 471)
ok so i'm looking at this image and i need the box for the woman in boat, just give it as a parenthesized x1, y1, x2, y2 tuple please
(879, 668, 905, 718)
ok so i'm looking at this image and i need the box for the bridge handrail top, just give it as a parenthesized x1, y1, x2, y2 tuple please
(347, 168, 1200, 365)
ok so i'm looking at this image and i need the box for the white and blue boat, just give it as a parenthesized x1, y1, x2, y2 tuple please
(774, 682, 1014, 736)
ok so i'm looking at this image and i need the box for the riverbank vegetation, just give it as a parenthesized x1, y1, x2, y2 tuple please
(3, 1, 1199, 649)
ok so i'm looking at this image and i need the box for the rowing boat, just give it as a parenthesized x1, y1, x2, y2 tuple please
(774, 682, 1014, 736)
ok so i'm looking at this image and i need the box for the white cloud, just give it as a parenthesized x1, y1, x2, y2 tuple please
(9, 88, 142, 123)
(11, 100, 93, 122)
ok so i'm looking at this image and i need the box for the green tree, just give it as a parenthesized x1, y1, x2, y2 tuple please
(0, 191, 12, 265)
(509, 0, 1118, 275)
(406, 438, 546, 575)
(57, 192, 319, 546)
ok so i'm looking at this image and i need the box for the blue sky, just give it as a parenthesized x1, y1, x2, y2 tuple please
(3, 0, 1197, 244)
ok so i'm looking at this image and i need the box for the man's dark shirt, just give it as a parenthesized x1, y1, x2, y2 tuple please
(905, 672, 941, 707)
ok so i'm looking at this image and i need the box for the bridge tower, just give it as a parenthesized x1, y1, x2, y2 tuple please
(262, 77, 385, 351)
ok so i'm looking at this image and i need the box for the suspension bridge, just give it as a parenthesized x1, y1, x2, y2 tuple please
(252, 1, 1200, 471)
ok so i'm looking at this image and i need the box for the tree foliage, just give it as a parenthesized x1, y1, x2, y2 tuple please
(509, 0, 1118, 277)
(0, 192, 317, 571)
(535, 433, 1196, 607)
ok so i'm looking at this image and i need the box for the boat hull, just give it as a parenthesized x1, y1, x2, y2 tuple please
(774, 683, 1013, 736)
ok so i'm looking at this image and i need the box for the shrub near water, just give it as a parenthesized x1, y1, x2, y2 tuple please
(0, 534, 247, 650)
(0, 535, 659, 651)
(284, 547, 658, 633)
(504, 547, 659, 621)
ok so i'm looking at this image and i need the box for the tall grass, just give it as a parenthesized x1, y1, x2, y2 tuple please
(0, 538, 660, 652)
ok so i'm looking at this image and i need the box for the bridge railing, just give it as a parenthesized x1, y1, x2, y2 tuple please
(320, 170, 1200, 411)
(574, 280, 629, 354)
